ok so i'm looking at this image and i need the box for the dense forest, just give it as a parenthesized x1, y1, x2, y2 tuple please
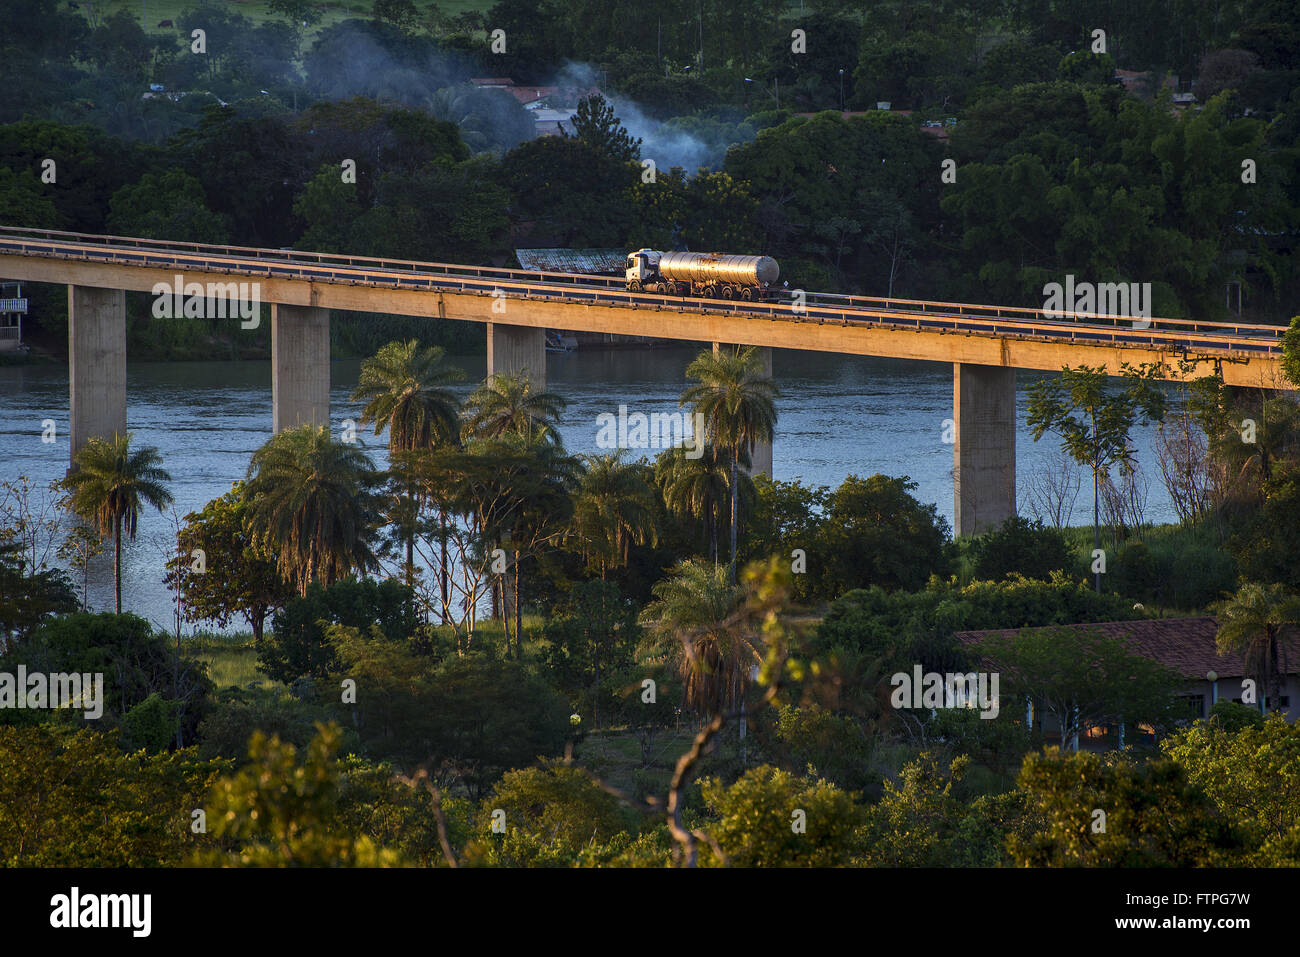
(2, 0, 1299, 360)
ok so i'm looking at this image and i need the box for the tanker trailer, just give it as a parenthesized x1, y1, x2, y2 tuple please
(624, 248, 780, 300)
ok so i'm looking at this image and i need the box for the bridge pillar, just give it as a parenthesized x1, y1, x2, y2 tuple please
(712, 342, 772, 477)
(487, 323, 546, 390)
(953, 363, 1016, 536)
(68, 285, 126, 465)
(272, 304, 330, 433)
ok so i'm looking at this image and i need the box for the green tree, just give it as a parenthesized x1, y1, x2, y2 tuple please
(293, 162, 365, 253)
(968, 516, 1073, 583)
(816, 473, 950, 597)
(259, 577, 416, 684)
(654, 445, 733, 564)
(638, 559, 756, 720)
(541, 579, 639, 728)
(0, 726, 223, 866)
(0, 167, 60, 228)
(61, 434, 173, 614)
(0, 542, 75, 647)
(1212, 582, 1300, 713)
(167, 482, 291, 644)
(1027, 363, 1166, 590)
(3, 612, 213, 743)
(1283, 315, 1300, 388)
(244, 426, 383, 596)
(568, 453, 659, 580)
(864, 752, 974, 867)
(352, 339, 464, 585)
(1012, 749, 1244, 866)
(422, 656, 571, 799)
(195, 722, 403, 866)
(484, 763, 628, 850)
(567, 92, 641, 162)
(698, 765, 865, 867)
(462, 371, 566, 446)
(267, 0, 323, 27)
(1162, 714, 1300, 864)
(371, 0, 418, 32)
(106, 170, 229, 244)
(681, 346, 778, 582)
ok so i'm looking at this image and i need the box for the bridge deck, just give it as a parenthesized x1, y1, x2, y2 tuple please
(0, 226, 1286, 388)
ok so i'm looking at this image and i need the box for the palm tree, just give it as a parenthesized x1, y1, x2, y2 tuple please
(62, 434, 173, 614)
(353, 340, 464, 451)
(654, 446, 731, 563)
(1214, 582, 1300, 713)
(489, 436, 579, 656)
(680, 346, 778, 582)
(568, 453, 659, 579)
(352, 340, 464, 589)
(462, 371, 566, 446)
(638, 559, 758, 721)
(1217, 396, 1300, 502)
(245, 425, 383, 596)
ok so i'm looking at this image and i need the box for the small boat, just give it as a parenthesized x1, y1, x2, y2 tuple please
(545, 331, 578, 353)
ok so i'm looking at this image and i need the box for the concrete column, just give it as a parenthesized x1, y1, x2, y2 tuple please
(953, 363, 1016, 536)
(68, 285, 126, 465)
(487, 323, 546, 390)
(712, 342, 773, 477)
(272, 304, 330, 433)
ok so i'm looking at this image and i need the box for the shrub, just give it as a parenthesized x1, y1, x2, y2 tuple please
(968, 516, 1072, 582)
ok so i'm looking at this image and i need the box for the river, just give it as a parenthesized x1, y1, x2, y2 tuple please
(0, 347, 1180, 628)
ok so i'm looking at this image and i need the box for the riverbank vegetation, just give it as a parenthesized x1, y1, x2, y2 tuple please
(3, 328, 1300, 866)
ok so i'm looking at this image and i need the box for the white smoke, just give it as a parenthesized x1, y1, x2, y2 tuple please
(552, 62, 738, 173)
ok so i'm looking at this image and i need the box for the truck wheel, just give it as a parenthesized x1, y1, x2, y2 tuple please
(721, 285, 735, 299)
(629, 280, 642, 292)
(740, 287, 754, 301)
(666, 281, 678, 296)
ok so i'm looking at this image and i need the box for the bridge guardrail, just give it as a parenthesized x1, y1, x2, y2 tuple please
(0, 229, 1285, 360)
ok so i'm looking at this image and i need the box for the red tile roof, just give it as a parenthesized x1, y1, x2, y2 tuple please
(954, 618, 1300, 680)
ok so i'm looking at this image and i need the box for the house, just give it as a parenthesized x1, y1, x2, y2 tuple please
(954, 617, 1300, 749)
(470, 77, 601, 137)
(0, 282, 27, 352)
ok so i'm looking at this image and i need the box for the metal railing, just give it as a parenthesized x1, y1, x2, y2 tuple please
(0, 226, 1284, 360)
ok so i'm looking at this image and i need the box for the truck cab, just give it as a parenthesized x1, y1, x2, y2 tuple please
(625, 248, 659, 289)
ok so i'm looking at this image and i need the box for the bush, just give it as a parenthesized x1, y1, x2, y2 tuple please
(1207, 700, 1266, 732)
(1, 612, 212, 745)
(698, 765, 866, 867)
(813, 474, 952, 599)
(196, 686, 354, 761)
(813, 572, 1141, 674)
(120, 693, 180, 754)
(260, 577, 418, 684)
(483, 764, 631, 850)
(968, 516, 1072, 582)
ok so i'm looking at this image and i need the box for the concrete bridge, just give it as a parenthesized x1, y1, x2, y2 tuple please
(0, 226, 1287, 535)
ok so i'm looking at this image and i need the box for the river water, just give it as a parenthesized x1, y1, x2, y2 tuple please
(0, 347, 1179, 627)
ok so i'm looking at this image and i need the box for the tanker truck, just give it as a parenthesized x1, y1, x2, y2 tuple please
(624, 249, 780, 301)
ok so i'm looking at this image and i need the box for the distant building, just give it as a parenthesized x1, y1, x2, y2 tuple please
(470, 77, 600, 138)
(514, 248, 625, 274)
(955, 617, 1300, 749)
(0, 281, 27, 351)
